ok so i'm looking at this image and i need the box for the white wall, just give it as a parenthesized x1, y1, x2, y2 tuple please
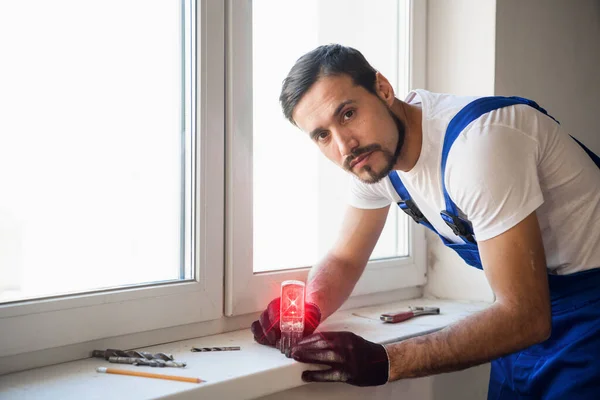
(258, 364, 490, 400)
(424, 230, 495, 302)
(495, 0, 600, 153)
(424, 0, 496, 302)
(426, 0, 497, 96)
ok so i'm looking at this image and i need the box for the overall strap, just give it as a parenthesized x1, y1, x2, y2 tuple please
(388, 170, 436, 231)
(440, 96, 558, 244)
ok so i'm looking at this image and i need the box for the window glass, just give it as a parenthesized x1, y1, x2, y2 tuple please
(252, 0, 409, 272)
(0, 0, 191, 303)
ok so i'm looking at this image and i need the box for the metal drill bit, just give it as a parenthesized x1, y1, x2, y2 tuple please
(107, 356, 187, 368)
(92, 349, 175, 361)
(191, 346, 241, 352)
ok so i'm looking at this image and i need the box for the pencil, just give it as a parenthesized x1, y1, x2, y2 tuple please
(96, 367, 204, 384)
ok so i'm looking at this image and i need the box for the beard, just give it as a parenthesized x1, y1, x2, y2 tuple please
(343, 109, 406, 184)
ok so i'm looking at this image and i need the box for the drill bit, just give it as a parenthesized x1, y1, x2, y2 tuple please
(107, 356, 187, 368)
(191, 346, 241, 352)
(92, 349, 175, 361)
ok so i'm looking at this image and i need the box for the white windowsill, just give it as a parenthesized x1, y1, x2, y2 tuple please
(0, 298, 491, 400)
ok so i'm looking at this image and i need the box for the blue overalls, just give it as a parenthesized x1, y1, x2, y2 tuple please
(389, 96, 600, 399)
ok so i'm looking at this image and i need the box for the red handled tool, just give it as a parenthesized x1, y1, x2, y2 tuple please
(380, 306, 440, 323)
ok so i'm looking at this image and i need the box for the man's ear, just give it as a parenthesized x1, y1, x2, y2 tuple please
(374, 72, 395, 107)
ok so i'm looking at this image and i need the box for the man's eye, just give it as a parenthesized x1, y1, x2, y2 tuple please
(343, 110, 354, 121)
(317, 131, 330, 141)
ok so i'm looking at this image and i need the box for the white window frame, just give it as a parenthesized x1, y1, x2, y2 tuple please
(0, 0, 224, 359)
(225, 0, 428, 316)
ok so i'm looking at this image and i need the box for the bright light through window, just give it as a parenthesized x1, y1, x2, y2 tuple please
(0, 0, 193, 303)
(253, 0, 410, 272)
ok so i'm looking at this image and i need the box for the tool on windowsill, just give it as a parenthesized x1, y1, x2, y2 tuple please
(92, 349, 187, 368)
(380, 306, 440, 323)
(191, 346, 241, 352)
(107, 356, 187, 368)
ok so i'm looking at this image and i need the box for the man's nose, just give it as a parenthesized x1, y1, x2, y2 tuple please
(333, 130, 358, 158)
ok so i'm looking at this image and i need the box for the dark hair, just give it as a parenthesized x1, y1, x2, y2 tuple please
(279, 44, 378, 125)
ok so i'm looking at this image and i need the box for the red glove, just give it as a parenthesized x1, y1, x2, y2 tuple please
(251, 297, 321, 347)
(290, 331, 390, 387)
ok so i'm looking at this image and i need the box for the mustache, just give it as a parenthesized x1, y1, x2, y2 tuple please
(343, 144, 382, 170)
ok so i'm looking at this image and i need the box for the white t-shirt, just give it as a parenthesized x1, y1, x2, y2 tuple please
(348, 89, 600, 274)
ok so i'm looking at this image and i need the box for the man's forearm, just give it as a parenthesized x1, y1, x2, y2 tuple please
(305, 253, 365, 321)
(385, 302, 551, 380)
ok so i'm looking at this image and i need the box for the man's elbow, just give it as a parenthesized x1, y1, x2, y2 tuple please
(533, 319, 552, 344)
(504, 301, 552, 347)
(528, 309, 552, 345)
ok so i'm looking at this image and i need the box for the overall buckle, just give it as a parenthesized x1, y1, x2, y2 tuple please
(398, 199, 428, 224)
(440, 211, 476, 243)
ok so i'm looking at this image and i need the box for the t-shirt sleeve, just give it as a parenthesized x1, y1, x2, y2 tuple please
(347, 175, 392, 210)
(445, 123, 544, 241)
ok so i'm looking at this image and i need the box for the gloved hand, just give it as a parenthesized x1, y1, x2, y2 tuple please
(251, 297, 321, 347)
(290, 331, 389, 387)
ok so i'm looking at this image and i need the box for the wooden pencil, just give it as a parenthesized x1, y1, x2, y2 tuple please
(96, 367, 204, 383)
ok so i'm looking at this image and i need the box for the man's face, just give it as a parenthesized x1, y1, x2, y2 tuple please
(292, 74, 404, 184)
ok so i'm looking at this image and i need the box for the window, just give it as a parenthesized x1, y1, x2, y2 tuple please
(226, 0, 427, 316)
(0, 0, 224, 359)
(0, 0, 426, 371)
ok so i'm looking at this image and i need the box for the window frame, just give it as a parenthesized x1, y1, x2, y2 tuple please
(0, 0, 429, 374)
(225, 0, 427, 317)
(0, 0, 225, 360)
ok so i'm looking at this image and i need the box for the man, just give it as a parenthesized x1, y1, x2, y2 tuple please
(251, 44, 600, 398)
